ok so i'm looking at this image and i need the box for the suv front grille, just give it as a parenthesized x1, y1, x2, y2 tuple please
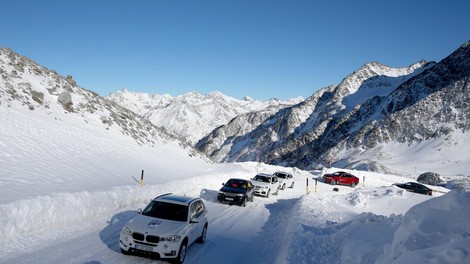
(223, 192, 239, 197)
(132, 232, 145, 241)
(146, 235, 160, 243)
(132, 232, 160, 244)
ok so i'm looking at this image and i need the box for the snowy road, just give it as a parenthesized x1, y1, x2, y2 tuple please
(2, 166, 461, 264)
(2, 173, 308, 264)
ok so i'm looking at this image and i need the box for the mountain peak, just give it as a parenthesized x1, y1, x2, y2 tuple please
(243, 96, 254, 102)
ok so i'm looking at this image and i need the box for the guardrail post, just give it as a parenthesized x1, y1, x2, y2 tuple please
(306, 178, 309, 194)
(140, 170, 144, 187)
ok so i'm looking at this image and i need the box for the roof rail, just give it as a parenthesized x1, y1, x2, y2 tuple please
(152, 193, 172, 201)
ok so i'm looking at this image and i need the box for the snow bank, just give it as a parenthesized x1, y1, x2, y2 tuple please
(0, 186, 142, 239)
(282, 189, 470, 264)
(380, 190, 470, 263)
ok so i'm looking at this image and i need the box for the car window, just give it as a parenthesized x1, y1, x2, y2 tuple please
(190, 200, 205, 220)
(142, 201, 188, 222)
(225, 180, 247, 189)
(253, 176, 269, 182)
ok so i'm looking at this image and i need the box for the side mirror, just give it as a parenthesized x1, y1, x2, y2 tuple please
(222, 182, 225, 186)
(137, 208, 142, 214)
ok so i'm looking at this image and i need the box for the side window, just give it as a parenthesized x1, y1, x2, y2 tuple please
(190, 203, 197, 219)
(192, 201, 205, 219)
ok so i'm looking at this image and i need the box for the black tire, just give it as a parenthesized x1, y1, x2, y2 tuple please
(331, 180, 337, 185)
(175, 240, 188, 264)
(249, 193, 254, 202)
(274, 187, 279, 195)
(241, 197, 247, 207)
(281, 183, 286, 190)
(266, 189, 270, 198)
(290, 182, 295, 188)
(197, 224, 208, 244)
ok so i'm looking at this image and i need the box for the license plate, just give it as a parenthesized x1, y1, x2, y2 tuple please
(225, 197, 234, 201)
(135, 244, 153, 252)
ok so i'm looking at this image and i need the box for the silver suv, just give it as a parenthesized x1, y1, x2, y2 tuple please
(119, 193, 208, 263)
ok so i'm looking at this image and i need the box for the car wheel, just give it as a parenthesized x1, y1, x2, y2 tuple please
(241, 197, 247, 207)
(266, 189, 270, 198)
(274, 187, 279, 195)
(250, 194, 254, 202)
(331, 180, 337, 185)
(175, 240, 188, 264)
(282, 183, 286, 190)
(197, 224, 208, 244)
(289, 182, 295, 188)
(351, 182, 356, 188)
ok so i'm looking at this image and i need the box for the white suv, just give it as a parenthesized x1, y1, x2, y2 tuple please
(119, 193, 208, 264)
(273, 171, 295, 190)
(251, 173, 281, 197)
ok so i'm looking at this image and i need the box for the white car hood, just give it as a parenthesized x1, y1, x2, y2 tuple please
(127, 214, 186, 236)
(252, 180, 272, 188)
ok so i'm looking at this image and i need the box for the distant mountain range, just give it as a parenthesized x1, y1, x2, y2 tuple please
(106, 89, 302, 145)
(196, 41, 469, 172)
(2, 40, 469, 174)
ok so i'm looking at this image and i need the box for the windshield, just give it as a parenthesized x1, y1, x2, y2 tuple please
(253, 175, 270, 183)
(141, 201, 188, 222)
(275, 173, 287, 179)
(225, 179, 248, 189)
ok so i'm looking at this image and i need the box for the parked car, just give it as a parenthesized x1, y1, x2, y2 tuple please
(393, 182, 433, 196)
(251, 173, 280, 197)
(322, 171, 359, 187)
(119, 193, 208, 264)
(217, 178, 255, 207)
(273, 171, 295, 190)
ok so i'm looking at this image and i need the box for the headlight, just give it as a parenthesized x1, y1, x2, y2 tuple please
(160, 235, 181, 243)
(121, 226, 132, 236)
(236, 193, 244, 197)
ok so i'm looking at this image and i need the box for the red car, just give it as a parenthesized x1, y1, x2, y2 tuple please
(322, 171, 359, 187)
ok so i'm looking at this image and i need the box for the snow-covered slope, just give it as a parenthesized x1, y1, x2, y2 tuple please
(0, 47, 209, 203)
(107, 89, 303, 145)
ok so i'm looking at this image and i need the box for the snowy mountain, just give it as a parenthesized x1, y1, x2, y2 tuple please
(1, 45, 469, 264)
(107, 89, 303, 145)
(0, 46, 210, 202)
(197, 41, 470, 177)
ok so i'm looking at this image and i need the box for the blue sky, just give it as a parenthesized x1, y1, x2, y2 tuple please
(1, 0, 469, 100)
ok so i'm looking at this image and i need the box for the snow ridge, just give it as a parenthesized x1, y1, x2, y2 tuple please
(107, 89, 303, 145)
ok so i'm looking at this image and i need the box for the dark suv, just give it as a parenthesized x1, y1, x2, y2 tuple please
(217, 178, 255, 207)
